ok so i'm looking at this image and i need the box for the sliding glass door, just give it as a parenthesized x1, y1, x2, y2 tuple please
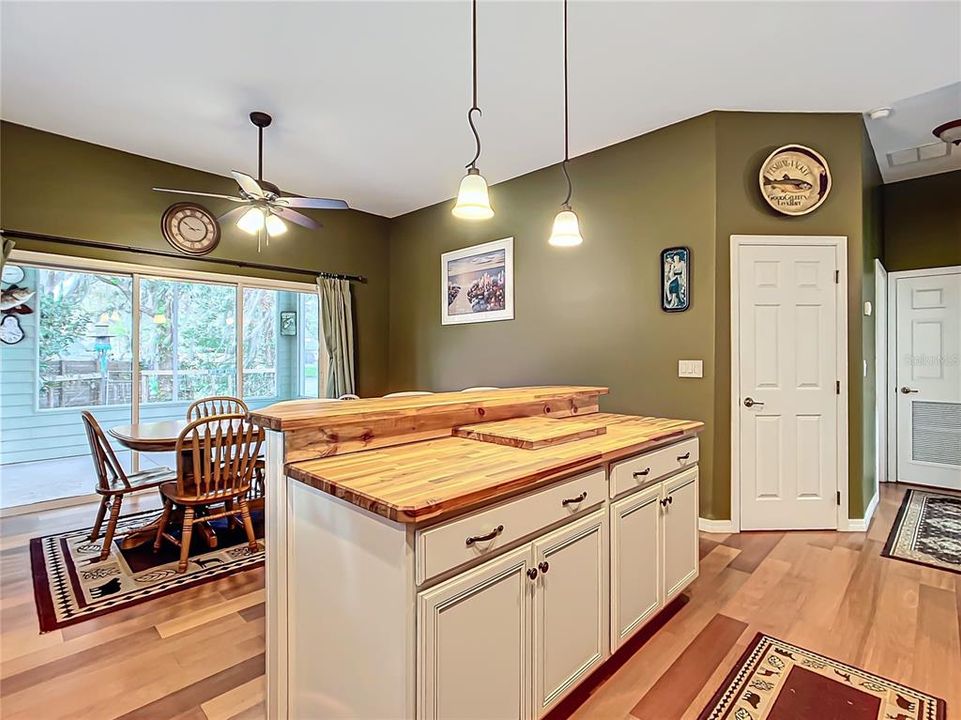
(0, 252, 322, 512)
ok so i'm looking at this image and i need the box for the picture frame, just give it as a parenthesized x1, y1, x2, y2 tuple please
(441, 237, 514, 325)
(280, 310, 297, 336)
(661, 246, 691, 312)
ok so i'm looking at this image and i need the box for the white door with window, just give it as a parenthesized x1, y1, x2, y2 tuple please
(735, 239, 842, 530)
(894, 271, 961, 490)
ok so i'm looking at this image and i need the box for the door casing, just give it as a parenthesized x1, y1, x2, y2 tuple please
(886, 264, 961, 487)
(730, 235, 849, 532)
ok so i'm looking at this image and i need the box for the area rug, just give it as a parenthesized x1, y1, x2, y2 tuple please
(697, 633, 946, 720)
(882, 488, 961, 575)
(31, 509, 264, 632)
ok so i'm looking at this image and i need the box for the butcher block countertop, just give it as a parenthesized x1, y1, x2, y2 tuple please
(286, 413, 703, 524)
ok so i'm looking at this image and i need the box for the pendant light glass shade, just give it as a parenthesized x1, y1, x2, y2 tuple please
(265, 213, 287, 237)
(452, 168, 494, 220)
(237, 207, 265, 234)
(548, 208, 583, 247)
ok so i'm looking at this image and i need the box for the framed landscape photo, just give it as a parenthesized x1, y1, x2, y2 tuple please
(661, 246, 691, 312)
(441, 237, 514, 325)
(280, 310, 297, 336)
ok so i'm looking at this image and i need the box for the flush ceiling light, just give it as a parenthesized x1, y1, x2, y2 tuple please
(452, 0, 494, 220)
(868, 107, 892, 120)
(933, 119, 961, 145)
(548, 0, 583, 248)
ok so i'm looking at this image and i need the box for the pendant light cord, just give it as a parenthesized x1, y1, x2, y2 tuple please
(466, 0, 482, 169)
(561, 0, 573, 208)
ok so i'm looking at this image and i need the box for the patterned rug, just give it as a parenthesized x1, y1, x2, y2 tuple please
(698, 633, 946, 720)
(882, 488, 961, 574)
(31, 509, 264, 632)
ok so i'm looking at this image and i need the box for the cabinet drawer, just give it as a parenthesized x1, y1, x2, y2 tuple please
(416, 468, 607, 585)
(609, 437, 698, 498)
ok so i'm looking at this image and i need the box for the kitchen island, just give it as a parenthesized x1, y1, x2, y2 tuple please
(251, 386, 703, 720)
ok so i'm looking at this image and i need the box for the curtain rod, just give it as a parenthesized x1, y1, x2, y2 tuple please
(0, 229, 367, 283)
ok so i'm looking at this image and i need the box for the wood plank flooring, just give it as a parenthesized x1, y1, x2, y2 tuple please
(1, 483, 958, 719)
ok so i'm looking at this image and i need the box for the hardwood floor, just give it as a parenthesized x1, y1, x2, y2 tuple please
(1, 483, 958, 719)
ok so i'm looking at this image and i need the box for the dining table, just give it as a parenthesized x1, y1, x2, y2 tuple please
(108, 418, 265, 550)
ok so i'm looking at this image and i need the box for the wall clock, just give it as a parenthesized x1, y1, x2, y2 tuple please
(161, 202, 221, 255)
(759, 145, 832, 216)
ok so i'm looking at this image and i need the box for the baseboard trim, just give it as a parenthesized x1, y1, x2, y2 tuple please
(699, 517, 737, 533)
(841, 489, 880, 532)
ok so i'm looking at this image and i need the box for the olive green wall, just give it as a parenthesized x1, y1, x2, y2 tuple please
(883, 170, 961, 272)
(0, 121, 392, 396)
(389, 111, 882, 521)
(389, 114, 721, 517)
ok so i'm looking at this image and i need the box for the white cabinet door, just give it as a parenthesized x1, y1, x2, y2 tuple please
(610, 483, 662, 651)
(532, 509, 608, 718)
(662, 468, 699, 602)
(417, 545, 533, 720)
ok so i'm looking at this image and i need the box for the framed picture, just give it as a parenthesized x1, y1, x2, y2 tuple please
(661, 246, 691, 312)
(280, 310, 297, 336)
(441, 237, 514, 325)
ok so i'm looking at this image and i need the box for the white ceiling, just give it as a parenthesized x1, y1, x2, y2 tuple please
(864, 83, 961, 184)
(2, 1, 959, 217)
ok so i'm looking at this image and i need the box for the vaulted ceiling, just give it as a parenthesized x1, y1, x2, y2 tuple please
(2, 1, 959, 217)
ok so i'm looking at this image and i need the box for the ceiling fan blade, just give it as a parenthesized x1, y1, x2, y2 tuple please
(273, 207, 320, 230)
(153, 188, 246, 202)
(231, 171, 266, 199)
(218, 206, 249, 224)
(273, 196, 349, 210)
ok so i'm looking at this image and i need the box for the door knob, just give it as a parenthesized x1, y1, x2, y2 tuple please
(526, 568, 538, 580)
(900, 387, 919, 394)
(538, 561, 550, 574)
(743, 397, 764, 408)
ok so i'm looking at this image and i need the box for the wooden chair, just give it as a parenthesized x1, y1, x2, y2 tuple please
(154, 414, 263, 572)
(186, 396, 249, 421)
(81, 411, 176, 561)
(383, 391, 433, 397)
(338, 393, 360, 400)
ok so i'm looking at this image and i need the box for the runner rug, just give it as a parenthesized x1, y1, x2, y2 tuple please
(697, 633, 946, 720)
(882, 488, 961, 575)
(31, 509, 264, 632)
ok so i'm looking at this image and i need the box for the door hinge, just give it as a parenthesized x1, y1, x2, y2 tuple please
(836, 380, 840, 395)
(836, 491, 841, 506)
(834, 269, 839, 284)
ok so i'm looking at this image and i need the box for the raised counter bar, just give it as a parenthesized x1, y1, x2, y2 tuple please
(258, 387, 704, 719)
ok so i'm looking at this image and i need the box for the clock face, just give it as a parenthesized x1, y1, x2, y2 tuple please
(161, 203, 221, 255)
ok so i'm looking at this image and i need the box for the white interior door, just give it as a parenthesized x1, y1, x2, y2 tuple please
(737, 242, 840, 530)
(895, 272, 961, 490)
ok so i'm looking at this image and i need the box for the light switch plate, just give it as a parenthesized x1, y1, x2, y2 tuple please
(678, 360, 703, 378)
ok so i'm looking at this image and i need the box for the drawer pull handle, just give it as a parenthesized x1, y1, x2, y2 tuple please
(561, 491, 588, 507)
(633, 468, 652, 479)
(677, 452, 691, 461)
(538, 561, 550, 574)
(526, 568, 538, 580)
(465, 525, 504, 546)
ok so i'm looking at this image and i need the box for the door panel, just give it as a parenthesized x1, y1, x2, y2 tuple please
(896, 273, 961, 490)
(663, 469, 698, 601)
(532, 510, 607, 717)
(417, 545, 532, 720)
(610, 484, 661, 651)
(738, 243, 839, 530)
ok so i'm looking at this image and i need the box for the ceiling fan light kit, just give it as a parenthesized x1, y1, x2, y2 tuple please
(933, 118, 961, 145)
(548, 0, 583, 248)
(452, 0, 494, 221)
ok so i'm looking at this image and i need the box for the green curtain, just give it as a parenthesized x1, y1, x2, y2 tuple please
(318, 277, 356, 398)
(0, 237, 14, 275)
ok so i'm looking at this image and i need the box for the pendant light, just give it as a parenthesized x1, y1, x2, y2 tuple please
(548, 0, 583, 247)
(452, 0, 494, 220)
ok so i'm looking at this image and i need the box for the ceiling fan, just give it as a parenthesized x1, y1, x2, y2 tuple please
(153, 111, 349, 250)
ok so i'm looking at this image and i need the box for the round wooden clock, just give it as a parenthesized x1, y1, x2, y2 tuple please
(759, 145, 832, 216)
(161, 202, 221, 255)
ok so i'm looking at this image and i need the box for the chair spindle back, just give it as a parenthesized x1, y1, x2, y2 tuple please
(81, 410, 130, 491)
(175, 414, 264, 501)
(186, 396, 249, 422)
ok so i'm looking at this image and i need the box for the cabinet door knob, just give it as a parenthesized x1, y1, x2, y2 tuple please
(633, 468, 651, 479)
(538, 561, 550, 574)
(668, 495, 674, 505)
(465, 524, 504, 546)
(526, 568, 538, 580)
(677, 452, 691, 461)
(561, 491, 588, 507)
(660, 498, 669, 507)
